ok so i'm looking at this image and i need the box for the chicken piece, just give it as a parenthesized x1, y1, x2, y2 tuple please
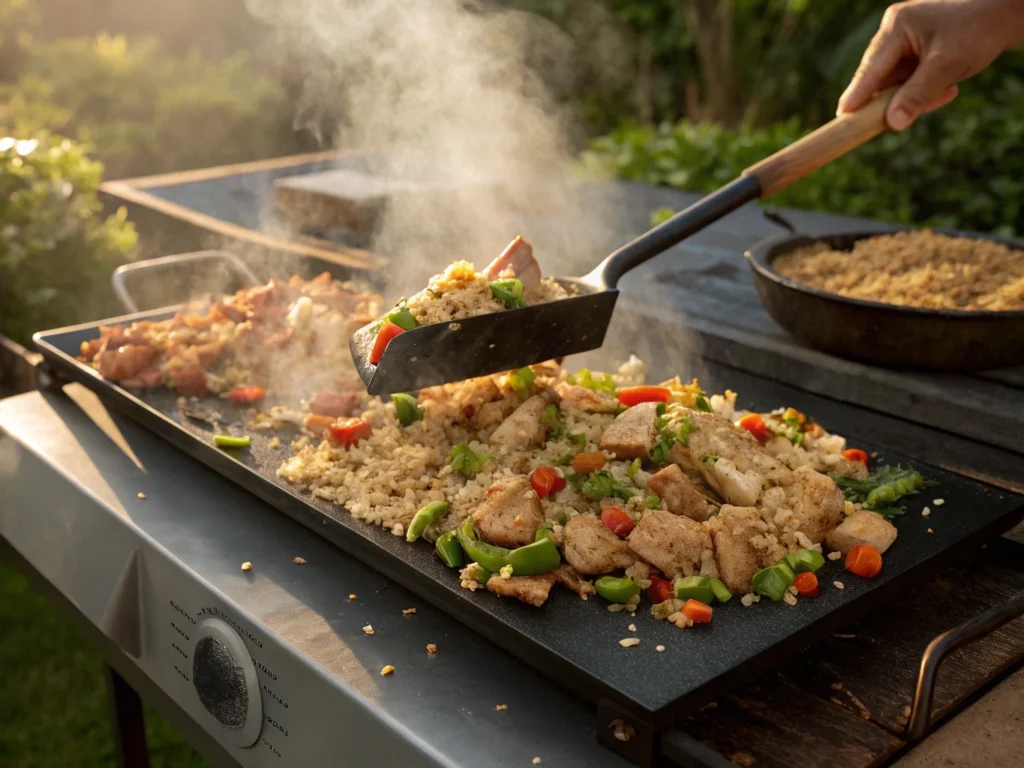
(708, 505, 770, 593)
(785, 466, 845, 545)
(557, 384, 619, 414)
(97, 344, 159, 381)
(826, 510, 898, 555)
(552, 563, 596, 598)
(486, 572, 557, 607)
(562, 515, 636, 575)
(308, 390, 360, 418)
(626, 510, 712, 579)
(688, 411, 792, 504)
(647, 464, 710, 522)
(472, 475, 543, 548)
(489, 395, 548, 450)
(831, 457, 870, 481)
(669, 443, 700, 475)
(599, 402, 659, 461)
(484, 236, 541, 293)
(474, 399, 517, 429)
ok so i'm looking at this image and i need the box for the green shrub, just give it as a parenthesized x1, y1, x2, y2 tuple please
(0, 132, 137, 345)
(0, 34, 302, 180)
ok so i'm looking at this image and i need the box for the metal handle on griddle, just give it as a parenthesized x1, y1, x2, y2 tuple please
(112, 251, 260, 313)
(907, 591, 1024, 742)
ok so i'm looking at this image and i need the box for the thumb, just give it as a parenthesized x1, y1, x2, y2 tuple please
(887, 54, 958, 130)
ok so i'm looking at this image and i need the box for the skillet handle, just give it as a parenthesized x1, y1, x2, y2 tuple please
(112, 250, 260, 313)
(743, 87, 897, 197)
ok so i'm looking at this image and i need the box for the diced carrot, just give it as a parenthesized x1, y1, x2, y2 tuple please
(617, 386, 671, 407)
(842, 448, 869, 466)
(845, 544, 883, 579)
(793, 571, 820, 597)
(530, 466, 566, 499)
(600, 506, 635, 537)
(571, 451, 606, 475)
(647, 574, 674, 604)
(228, 385, 266, 405)
(329, 418, 373, 448)
(369, 322, 405, 365)
(682, 599, 713, 623)
(738, 413, 770, 445)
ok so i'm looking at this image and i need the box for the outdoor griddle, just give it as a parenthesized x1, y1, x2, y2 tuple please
(5, 176, 1024, 768)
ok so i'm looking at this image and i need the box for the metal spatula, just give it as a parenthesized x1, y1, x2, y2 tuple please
(351, 89, 896, 395)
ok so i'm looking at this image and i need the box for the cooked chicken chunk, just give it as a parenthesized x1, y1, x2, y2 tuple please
(308, 390, 359, 418)
(486, 572, 557, 607)
(474, 398, 516, 429)
(97, 344, 158, 381)
(599, 402, 659, 461)
(484, 235, 541, 293)
(562, 515, 636, 575)
(831, 457, 870, 481)
(552, 563, 596, 598)
(826, 510, 898, 555)
(669, 443, 700, 474)
(648, 464, 710, 522)
(626, 510, 712, 579)
(557, 384, 619, 414)
(688, 411, 792, 505)
(472, 475, 543, 548)
(707, 505, 769, 593)
(785, 466, 845, 545)
(489, 395, 548, 450)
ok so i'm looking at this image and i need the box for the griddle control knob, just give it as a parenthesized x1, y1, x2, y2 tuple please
(191, 617, 262, 747)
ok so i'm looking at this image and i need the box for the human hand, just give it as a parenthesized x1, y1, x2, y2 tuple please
(837, 0, 1024, 130)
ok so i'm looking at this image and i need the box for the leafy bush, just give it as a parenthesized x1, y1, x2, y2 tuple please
(0, 34, 305, 180)
(0, 133, 137, 345)
(586, 48, 1024, 236)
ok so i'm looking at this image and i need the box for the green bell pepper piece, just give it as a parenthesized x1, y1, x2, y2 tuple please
(435, 529, 464, 568)
(489, 279, 527, 309)
(456, 520, 509, 573)
(384, 305, 419, 330)
(674, 576, 715, 604)
(594, 576, 640, 604)
(214, 434, 250, 449)
(752, 562, 796, 602)
(392, 393, 424, 427)
(507, 536, 561, 576)
(709, 578, 732, 603)
(406, 501, 449, 543)
(782, 548, 825, 574)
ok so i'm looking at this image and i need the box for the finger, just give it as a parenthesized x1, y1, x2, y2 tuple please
(838, 26, 910, 113)
(921, 84, 959, 115)
(887, 55, 959, 130)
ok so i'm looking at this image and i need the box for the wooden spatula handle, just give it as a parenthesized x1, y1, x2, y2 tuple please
(743, 87, 897, 197)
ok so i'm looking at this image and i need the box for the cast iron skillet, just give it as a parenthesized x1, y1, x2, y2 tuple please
(745, 215, 1024, 371)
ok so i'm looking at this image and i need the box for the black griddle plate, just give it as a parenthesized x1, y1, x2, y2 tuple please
(34, 311, 1024, 725)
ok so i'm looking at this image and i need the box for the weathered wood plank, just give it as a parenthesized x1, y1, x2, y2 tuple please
(682, 674, 904, 768)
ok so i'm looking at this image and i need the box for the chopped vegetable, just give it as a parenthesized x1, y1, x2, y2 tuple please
(752, 562, 796, 602)
(506, 536, 561, 576)
(530, 466, 566, 499)
(594, 576, 640, 604)
(571, 451, 606, 475)
(674, 576, 715, 604)
(384, 304, 419, 330)
(845, 544, 883, 579)
(369, 321, 405, 365)
(647, 574, 674, 604)
(228, 385, 266, 405)
(535, 523, 554, 543)
(329, 418, 372, 448)
(406, 501, 449, 543)
(456, 520, 510, 573)
(617, 386, 670, 407)
(554, 432, 587, 465)
(566, 368, 617, 394)
(682, 599, 713, 623)
(644, 492, 661, 509)
(449, 442, 491, 477)
(842, 448, 869, 466)
(793, 571, 820, 597)
(541, 403, 562, 437)
(737, 413, 770, 445)
(627, 458, 641, 479)
(650, 417, 693, 464)
(834, 465, 931, 519)
(701, 455, 719, 464)
(392, 393, 424, 426)
(709, 578, 733, 603)
(600, 507, 635, 537)
(489, 279, 527, 309)
(694, 394, 712, 413)
(214, 434, 250, 449)
(435, 530, 464, 567)
(508, 366, 535, 397)
(581, 470, 634, 501)
(782, 548, 825, 574)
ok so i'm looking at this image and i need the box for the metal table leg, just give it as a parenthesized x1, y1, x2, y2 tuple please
(107, 666, 151, 768)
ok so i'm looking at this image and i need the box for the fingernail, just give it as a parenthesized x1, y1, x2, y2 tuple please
(888, 106, 912, 131)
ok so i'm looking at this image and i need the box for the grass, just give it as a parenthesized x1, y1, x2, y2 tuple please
(0, 555, 209, 768)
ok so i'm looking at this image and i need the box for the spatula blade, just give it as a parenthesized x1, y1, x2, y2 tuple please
(351, 290, 619, 395)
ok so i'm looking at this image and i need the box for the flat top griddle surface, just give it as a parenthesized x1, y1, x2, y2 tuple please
(34, 312, 1024, 719)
